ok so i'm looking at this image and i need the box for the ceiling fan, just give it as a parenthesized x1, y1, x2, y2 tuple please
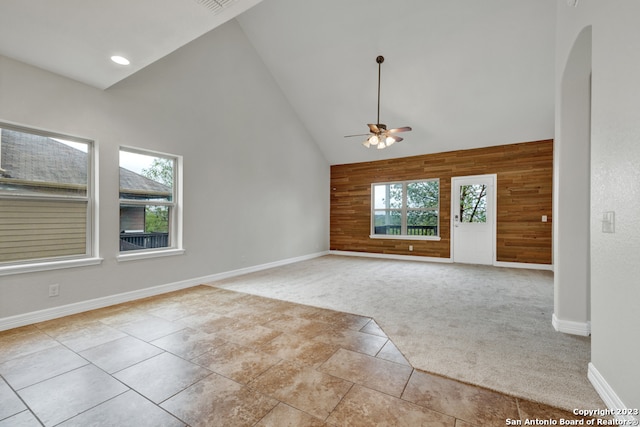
(345, 55, 412, 149)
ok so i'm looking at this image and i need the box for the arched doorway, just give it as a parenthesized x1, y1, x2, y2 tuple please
(553, 26, 592, 335)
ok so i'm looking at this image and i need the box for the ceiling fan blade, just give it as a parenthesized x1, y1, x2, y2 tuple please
(368, 124, 380, 133)
(344, 133, 371, 138)
(387, 126, 412, 133)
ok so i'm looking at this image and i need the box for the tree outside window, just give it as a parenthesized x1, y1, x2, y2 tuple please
(119, 148, 177, 252)
(459, 184, 487, 223)
(141, 158, 173, 233)
(372, 179, 439, 237)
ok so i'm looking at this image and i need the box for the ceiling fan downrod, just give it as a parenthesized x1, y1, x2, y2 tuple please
(376, 55, 384, 127)
(343, 54, 412, 149)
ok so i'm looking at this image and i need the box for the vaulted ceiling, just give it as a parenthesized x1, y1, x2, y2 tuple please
(0, 0, 556, 165)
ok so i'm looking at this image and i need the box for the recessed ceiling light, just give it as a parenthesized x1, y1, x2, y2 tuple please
(110, 55, 130, 66)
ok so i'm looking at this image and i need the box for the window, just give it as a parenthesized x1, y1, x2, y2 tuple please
(0, 123, 99, 273)
(459, 184, 487, 223)
(118, 147, 182, 259)
(371, 179, 439, 240)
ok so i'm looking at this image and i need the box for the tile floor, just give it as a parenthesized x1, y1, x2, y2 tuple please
(0, 285, 599, 426)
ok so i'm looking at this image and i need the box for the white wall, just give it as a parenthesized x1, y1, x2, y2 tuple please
(0, 20, 329, 319)
(553, 24, 591, 334)
(237, 0, 556, 165)
(556, 0, 640, 411)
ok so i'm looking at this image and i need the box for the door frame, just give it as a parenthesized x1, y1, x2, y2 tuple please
(450, 174, 497, 265)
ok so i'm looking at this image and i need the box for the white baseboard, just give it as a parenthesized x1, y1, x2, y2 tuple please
(493, 261, 554, 271)
(0, 251, 328, 332)
(552, 313, 591, 336)
(588, 363, 639, 424)
(0, 277, 200, 332)
(329, 250, 453, 263)
(330, 251, 554, 271)
(200, 251, 329, 283)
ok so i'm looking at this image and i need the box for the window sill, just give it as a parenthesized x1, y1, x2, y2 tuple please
(117, 248, 186, 262)
(0, 257, 103, 277)
(369, 235, 441, 241)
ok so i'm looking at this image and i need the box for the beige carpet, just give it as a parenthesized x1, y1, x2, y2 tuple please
(211, 255, 604, 411)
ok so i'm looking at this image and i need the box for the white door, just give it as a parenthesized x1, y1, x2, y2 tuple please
(451, 174, 496, 265)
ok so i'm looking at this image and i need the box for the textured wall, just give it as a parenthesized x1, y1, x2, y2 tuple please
(331, 140, 553, 264)
(556, 0, 640, 412)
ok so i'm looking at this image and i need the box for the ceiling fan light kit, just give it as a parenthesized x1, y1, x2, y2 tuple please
(345, 55, 412, 150)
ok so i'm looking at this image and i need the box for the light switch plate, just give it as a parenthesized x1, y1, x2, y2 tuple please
(602, 211, 615, 233)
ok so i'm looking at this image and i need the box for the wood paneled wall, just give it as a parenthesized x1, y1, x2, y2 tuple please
(330, 139, 553, 264)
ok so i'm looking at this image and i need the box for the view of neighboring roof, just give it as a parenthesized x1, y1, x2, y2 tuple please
(119, 167, 171, 196)
(1, 128, 87, 185)
(0, 128, 170, 195)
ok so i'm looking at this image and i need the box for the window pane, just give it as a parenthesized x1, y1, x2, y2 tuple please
(119, 148, 179, 255)
(373, 210, 401, 235)
(120, 205, 170, 251)
(407, 181, 438, 209)
(371, 179, 440, 238)
(0, 128, 88, 197)
(0, 125, 93, 266)
(145, 205, 169, 233)
(374, 184, 402, 209)
(407, 210, 438, 236)
(460, 184, 487, 223)
(0, 199, 87, 262)
(119, 151, 173, 202)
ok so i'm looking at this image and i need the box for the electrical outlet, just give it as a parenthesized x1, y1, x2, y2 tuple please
(49, 284, 60, 297)
(409, 245, 414, 252)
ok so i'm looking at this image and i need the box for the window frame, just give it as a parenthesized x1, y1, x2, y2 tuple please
(0, 122, 101, 276)
(116, 146, 184, 262)
(370, 178, 441, 241)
